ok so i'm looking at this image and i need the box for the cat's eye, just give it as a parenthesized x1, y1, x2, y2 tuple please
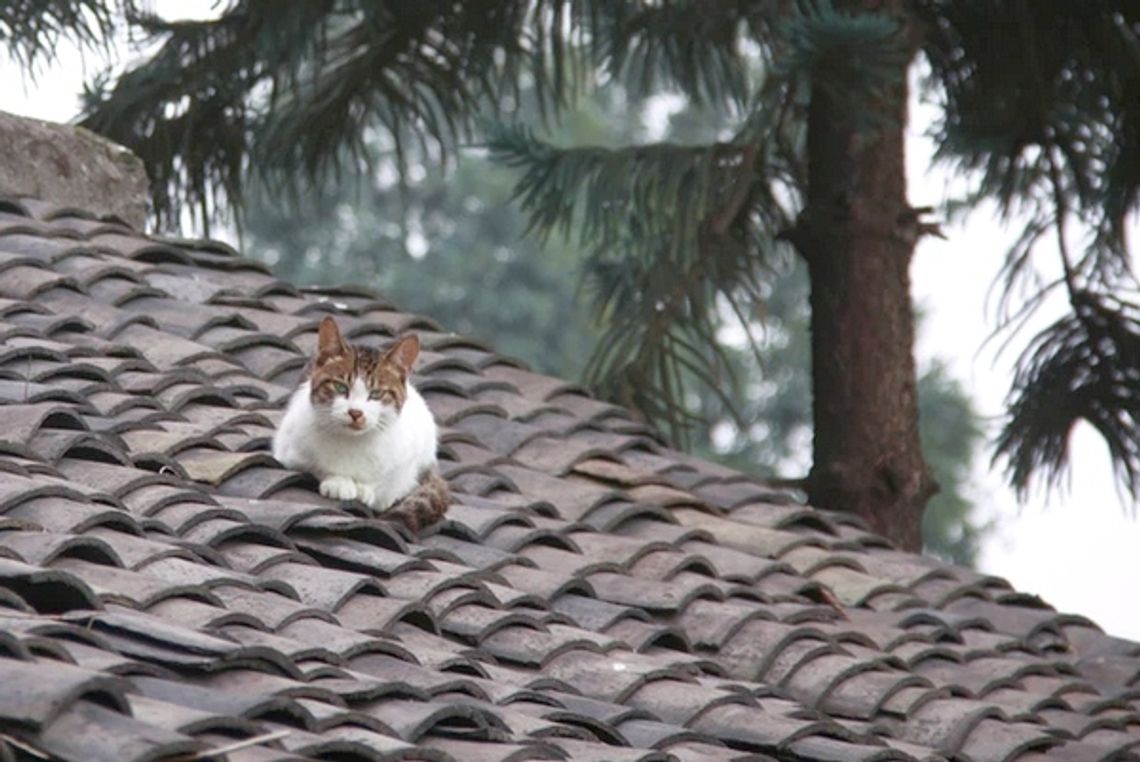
(330, 381, 349, 395)
(369, 390, 396, 403)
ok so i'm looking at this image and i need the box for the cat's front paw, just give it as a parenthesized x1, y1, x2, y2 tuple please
(319, 475, 358, 502)
(355, 483, 376, 506)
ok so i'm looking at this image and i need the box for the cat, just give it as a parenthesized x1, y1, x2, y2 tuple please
(272, 315, 449, 532)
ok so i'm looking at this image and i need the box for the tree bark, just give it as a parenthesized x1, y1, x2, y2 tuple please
(795, 1, 936, 550)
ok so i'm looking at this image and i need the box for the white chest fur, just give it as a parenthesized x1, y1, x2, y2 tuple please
(272, 381, 439, 510)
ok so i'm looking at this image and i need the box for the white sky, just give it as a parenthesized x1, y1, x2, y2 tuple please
(4, 27, 1139, 641)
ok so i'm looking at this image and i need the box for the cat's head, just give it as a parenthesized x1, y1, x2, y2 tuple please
(306, 316, 420, 435)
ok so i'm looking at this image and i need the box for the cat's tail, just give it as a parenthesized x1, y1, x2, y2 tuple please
(385, 468, 450, 533)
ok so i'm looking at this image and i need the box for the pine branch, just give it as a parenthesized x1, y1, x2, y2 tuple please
(63, 0, 812, 231)
(918, 0, 1140, 500)
(597, 0, 762, 108)
(76, 1, 585, 230)
(778, 0, 907, 115)
(80, 3, 320, 231)
(995, 291, 1140, 504)
(488, 120, 796, 442)
(0, 0, 114, 71)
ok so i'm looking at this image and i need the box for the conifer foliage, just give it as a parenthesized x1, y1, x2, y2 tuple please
(916, 1, 1140, 498)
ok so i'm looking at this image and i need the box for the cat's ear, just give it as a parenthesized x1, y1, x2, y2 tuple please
(316, 316, 350, 364)
(383, 334, 420, 376)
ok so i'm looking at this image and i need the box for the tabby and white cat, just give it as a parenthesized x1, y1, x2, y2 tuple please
(272, 316, 449, 531)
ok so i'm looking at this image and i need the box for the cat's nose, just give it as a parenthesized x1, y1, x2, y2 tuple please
(347, 409, 363, 424)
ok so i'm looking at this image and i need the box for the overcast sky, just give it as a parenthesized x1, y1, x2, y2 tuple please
(5, 22, 1139, 641)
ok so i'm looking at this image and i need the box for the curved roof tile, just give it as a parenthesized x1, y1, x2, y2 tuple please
(0, 196, 1138, 762)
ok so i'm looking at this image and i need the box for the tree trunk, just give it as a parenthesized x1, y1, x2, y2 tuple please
(795, 2, 936, 551)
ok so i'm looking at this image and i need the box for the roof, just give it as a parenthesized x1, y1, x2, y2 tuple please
(0, 194, 1137, 762)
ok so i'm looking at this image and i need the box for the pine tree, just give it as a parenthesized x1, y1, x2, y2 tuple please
(8, 1, 1140, 550)
(486, 0, 933, 546)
